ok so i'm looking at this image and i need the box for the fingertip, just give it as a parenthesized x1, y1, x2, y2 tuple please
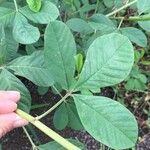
(13, 119, 28, 128)
(0, 91, 21, 102)
(0, 100, 17, 114)
(6, 91, 21, 102)
(0, 113, 28, 129)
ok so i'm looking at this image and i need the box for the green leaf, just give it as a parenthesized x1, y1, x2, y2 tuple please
(103, 0, 124, 8)
(0, 26, 19, 65)
(44, 21, 76, 90)
(0, 2, 15, 9)
(74, 33, 134, 91)
(26, 0, 42, 12)
(51, 83, 63, 95)
(37, 86, 49, 95)
(26, 44, 37, 55)
(120, 27, 147, 47)
(136, 73, 147, 83)
(53, 103, 68, 130)
(38, 139, 84, 150)
(138, 20, 150, 32)
(125, 78, 147, 91)
(81, 89, 93, 95)
(137, 0, 150, 14)
(88, 14, 117, 34)
(7, 51, 54, 87)
(134, 49, 145, 63)
(125, 69, 147, 91)
(66, 18, 93, 34)
(46, 0, 58, 4)
(0, 69, 31, 112)
(0, 7, 15, 26)
(79, 4, 96, 17)
(75, 53, 83, 73)
(66, 101, 83, 130)
(13, 13, 40, 44)
(20, 1, 59, 24)
(73, 94, 138, 149)
(130, 66, 140, 78)
(63, 0, 73, 5)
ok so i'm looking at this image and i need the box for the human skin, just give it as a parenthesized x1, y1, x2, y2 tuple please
(0, 91, 28, 138)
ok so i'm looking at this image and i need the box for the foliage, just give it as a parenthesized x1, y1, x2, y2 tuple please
(0, 0, 149, 149)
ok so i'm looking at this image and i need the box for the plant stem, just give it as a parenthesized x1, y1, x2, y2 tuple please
(111, 14, 150, 21)
(117, 0, 129, 29)
(117, 18, 124, 29)
(13, 0, 18, 12)
(106, 0, 137, 17)
(52, 85, 63, 98)
(16, 109, 80, 150)
(94, 0, 99, 14)
(31, 103, 51, 110)
(36, 92, 71, 120)
(23, 127, 37, 150)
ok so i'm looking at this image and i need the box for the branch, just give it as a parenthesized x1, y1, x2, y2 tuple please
(23, 127, 37, 150)
(16, 109, 80, 150)
(111, 14, 150, 21)
(35, 92, 71, 120)
(106, 0, 137, 17)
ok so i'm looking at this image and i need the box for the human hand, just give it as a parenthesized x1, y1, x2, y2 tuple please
(0, 91, 28, 138)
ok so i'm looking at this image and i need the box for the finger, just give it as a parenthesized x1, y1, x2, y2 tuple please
(0, 113, 28, 138)
(0, 91, 20, 102)
(0, 113, 17, 137)
(0, 100, 17, 114)
(13, 117, 28, 128)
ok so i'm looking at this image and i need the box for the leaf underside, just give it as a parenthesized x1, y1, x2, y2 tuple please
(7, 51, 54, 87)
(75, 33, 134, 91)
(0, 69, 31, 113)
(13, 12, 40, 44)
(73, 94, 138, 149)
(44, 20, 76, 90)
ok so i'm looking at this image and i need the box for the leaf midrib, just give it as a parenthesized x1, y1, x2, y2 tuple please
(75, 38, 130, 90)
(50, 22, 69, 89)
(75, 95, 135, 144)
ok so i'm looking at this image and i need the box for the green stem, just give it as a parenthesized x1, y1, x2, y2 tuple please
(31, 103, 50, 110)
(117, 0, 129, 29)
(52, 85, 63, 98)
(106, 0, 137, 17)
(117, 18, 124, 29)
(23, 127, 37, 150)
(16, 109, 80, 150)
(94, 0, 99, 14)
(36, 92, 71, 120)
(111, 14, 150, 21)
(13, 0, 18, 12)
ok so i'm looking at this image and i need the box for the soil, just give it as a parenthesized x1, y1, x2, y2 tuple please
(0, 80, 150, 150)
(137, 134, 150, 150)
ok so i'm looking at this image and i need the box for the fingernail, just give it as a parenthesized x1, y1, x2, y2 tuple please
(7, 91, 20, 96)
(13, 119, 28, 128)
(14, 115, 28, 128)
(15, 115, 22, 121)
(6, 91, 20, 101)
(0, 100, 17, 114)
